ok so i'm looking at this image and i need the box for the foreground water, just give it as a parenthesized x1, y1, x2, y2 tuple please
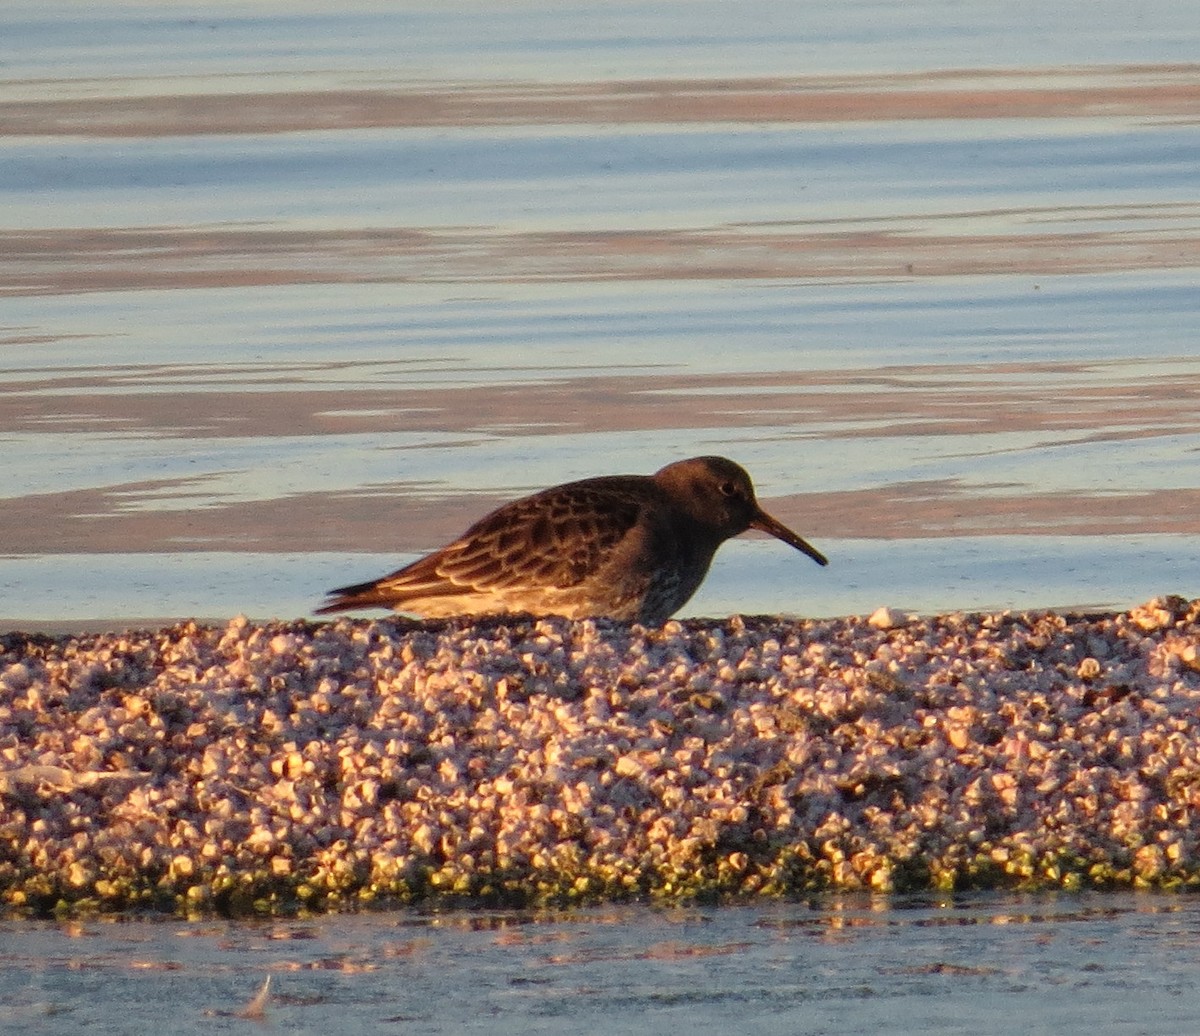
(3, 1, 1200, 627)
(3, 894, 1199, 1035)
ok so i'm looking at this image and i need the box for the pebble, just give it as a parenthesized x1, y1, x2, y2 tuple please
(2, 596, 1200, 915)
(868, 606, 908, 630)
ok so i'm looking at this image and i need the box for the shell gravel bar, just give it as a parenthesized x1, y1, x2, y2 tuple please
(2, 597, 1200, 916)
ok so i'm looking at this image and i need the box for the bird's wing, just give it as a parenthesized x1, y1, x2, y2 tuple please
(372, 482, 647, 599)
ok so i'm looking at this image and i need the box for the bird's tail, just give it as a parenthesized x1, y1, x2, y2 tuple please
(314, 578, 392, 615)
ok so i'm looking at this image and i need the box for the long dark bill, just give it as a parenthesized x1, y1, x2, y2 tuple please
(750, 509, 829, 566)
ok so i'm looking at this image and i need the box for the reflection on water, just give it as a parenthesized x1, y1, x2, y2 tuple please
(6, 351, 1200, 557)
(2, 894, 1199, 1035)
(5, 202, 1200, 292)
(5, 65, 1200, 137)
(1, 2, 1199, 624)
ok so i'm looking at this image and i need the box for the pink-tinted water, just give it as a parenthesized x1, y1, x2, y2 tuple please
(2, 2, 1198, 628)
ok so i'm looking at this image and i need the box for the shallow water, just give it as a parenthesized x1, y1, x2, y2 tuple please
(3, 1, 1200, 628)
(3, 893, 1199, 1035)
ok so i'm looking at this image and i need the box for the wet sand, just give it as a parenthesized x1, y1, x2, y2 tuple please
(3, 598, 1199, 916)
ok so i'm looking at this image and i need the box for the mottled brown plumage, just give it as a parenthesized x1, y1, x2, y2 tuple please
(316, 456, 827, 625)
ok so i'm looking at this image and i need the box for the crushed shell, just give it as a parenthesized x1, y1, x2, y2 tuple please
(2, 596, 1200, 915)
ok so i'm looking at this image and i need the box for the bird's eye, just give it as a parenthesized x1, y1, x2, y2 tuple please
(718, 481, 738, 498)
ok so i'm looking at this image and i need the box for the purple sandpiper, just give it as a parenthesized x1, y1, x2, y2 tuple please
(316, 455, 828, 625)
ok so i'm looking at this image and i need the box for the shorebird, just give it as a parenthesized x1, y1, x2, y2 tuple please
(316, 456, 827, 625)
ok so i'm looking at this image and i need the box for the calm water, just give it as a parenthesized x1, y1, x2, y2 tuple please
(3, 893, 1200, 1035)
(3, 0, 1199, 627)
